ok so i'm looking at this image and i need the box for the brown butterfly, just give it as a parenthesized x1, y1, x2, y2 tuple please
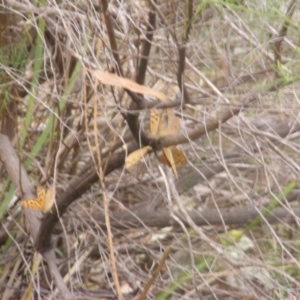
(20, 186, 55, 213)
(150, 108, 187, 177)
(158, 146, 187, 178)
(150, 109, 180, 138)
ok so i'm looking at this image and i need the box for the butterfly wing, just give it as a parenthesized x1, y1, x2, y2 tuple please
(159, 109, 180, 137)
(172, 147, 187, 166)
(159, 146, 186, 178)
(19, 199, 43, 210)
(37, 186, 46, 210)
(158, 151, 170, 166)
(20, 186, 45, 212)
(150, 109, 161, 138)
(150, 109, 180, 138)
(162, 147, 178, 178)
(150, 108, 184, 178)
(44, 185, 56, 213)
(125, 146, 152, 169)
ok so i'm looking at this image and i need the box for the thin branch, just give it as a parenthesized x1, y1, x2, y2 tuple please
(84, 205, 300, 231)
(99, 0, 123, 76)
(93, 89, 123, 299)
(176, 0, 193, 104)
(136, 246, 171, 300)
(135, 2, 156, 85)
(273, 0, 296, 77)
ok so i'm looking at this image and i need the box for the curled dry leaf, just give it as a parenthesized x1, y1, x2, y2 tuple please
(125, 146, 152, 169)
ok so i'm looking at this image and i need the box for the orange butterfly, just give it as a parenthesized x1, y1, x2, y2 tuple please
(158, 146, 187, 178)
(150, 108, 187, 177)
(20, 186, 55, 213)
(150, 109, 180, 138)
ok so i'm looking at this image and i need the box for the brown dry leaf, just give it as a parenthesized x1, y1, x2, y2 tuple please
(158, 146, 187, 178)
(150, 109, 180, 138)
(88, 69, 167, 102)
(125, 146, 152, 169)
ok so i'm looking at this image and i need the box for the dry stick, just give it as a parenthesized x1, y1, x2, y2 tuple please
(93, 204, 300, 231)
(136, 246, 172, 300)
(0, 134, 71, 298)
(273, 0, 296, 79)
(93, 93, 123, 300)
(99, 0, 123, 76)
(127, 2, 157, 144)
(176, 0, 193, 104)
(150, 0, 191, 104)
(135, 1, 156, 86)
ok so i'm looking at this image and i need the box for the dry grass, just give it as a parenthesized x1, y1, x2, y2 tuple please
(0, 0, 300, 299)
